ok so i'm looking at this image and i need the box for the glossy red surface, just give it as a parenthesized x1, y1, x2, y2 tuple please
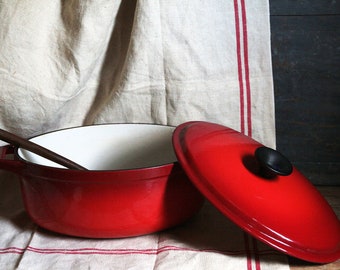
(18, 162, 203, 238)
(173, 121, 340, 263)
(0, 124, 204, 238)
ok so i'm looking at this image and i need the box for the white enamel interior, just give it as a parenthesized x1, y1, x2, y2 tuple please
(18, 124, 177, 170)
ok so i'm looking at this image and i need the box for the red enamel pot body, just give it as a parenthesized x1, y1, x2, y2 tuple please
(0, 124, 204, 238)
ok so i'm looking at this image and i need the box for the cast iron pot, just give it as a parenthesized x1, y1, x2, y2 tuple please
(0, 124, 205, 238)
(1, 121, 339, 263)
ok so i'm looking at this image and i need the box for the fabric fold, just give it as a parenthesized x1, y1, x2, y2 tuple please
(0, 0, 275, 146)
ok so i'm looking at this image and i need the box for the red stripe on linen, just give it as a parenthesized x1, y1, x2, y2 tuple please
(243, 233, 253, 270)
(252, 238, 261, 270)
(0, 246, 248, 256)
(0, 247, 24, 255)
(243, 234, 263, 270)
(240, 0, 252, 137)
(233, 0, 245, 134)
(0, 245, 281, 257)
(234, 0, 252, 136)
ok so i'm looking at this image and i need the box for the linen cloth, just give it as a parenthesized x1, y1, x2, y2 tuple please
(0, 170, 289, 270)
(0, 0, 285, 269)
(0, 0, 275, 147)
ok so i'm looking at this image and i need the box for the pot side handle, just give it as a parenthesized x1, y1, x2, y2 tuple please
(0, 146, 24, 175)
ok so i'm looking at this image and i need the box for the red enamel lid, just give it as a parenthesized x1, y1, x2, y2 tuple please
(173, 121, 340, 263)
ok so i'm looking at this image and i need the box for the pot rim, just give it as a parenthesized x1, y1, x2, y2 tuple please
(13, 123, 180, 180)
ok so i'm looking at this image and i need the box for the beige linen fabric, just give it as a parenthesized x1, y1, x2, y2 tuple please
(0, 0, 275, 147)
(0, 0, 284, 269)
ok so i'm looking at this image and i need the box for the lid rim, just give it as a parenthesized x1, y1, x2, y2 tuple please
(185, 168, 340, 263)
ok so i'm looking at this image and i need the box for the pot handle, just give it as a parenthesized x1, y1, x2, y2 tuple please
(0, 146, 24, 175)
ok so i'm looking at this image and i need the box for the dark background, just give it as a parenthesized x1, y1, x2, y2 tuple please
(269, 0, 340, 185)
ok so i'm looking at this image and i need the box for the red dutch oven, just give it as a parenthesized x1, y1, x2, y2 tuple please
(0, 121, 339, 264)
(0, 124, 205, 238)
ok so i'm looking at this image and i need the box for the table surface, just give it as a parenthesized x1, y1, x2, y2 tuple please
(289, 186, 340, 270)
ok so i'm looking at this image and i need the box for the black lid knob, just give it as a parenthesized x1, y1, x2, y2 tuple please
(255, 147, 293, 178)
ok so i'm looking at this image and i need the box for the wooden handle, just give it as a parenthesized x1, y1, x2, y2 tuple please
(0, 129, 87, 170)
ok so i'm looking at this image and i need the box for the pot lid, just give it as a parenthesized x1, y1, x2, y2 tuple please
(173, 121, 340, 263)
